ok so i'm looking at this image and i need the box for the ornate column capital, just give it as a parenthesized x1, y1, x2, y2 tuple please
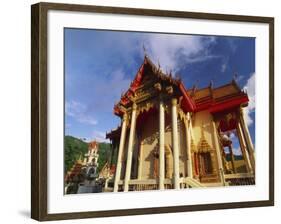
(186, 112, 191, 121)
(122, 112, 128, 121)
(132, 102, 137, 111)
(171, 98, 178, 106)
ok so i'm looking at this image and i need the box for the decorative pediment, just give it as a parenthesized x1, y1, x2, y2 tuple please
(197, 130, 212, 153)
(197, 137, 212, 153)
(113, 56, 196, 117)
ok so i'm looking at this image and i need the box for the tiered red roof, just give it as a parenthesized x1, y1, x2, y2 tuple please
(113, 56, 248, 117)
(187, 80, 249, 113)
(88, 140, 98, 149)
(65, 160, 83, 182)
(114, 56, 196, 116)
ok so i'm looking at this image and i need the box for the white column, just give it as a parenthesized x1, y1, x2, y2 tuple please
(237, 122, 253, 173)
(185, 113, 193, 178)
(171, 98, 180, 189)
(124, 103, 137, 192)
(240, 108, 255, 171)
(113, 114, 127, 192)
(159, 99, 165, 190)
(137, 141, 143, 180)
(211, 120, 225, 185)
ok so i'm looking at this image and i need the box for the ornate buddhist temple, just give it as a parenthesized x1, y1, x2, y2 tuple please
(106, 55, 255, 192)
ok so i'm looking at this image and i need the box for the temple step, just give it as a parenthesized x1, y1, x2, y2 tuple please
(185, 177, 205, 188)
(200, 174, 219, 183)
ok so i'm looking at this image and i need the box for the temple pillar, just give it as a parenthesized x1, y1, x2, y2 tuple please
(124, 103, 137, 192)
(109, 140, 115, 168)
(113, 113, 127, 192)
(211, 120, 225, 185)
(228, 145, 236, 173)
(171, 98, 180, 189)
(237, 122, 253, 173)
(159, 99, 165, 190)
(137, 141, 143, 179)
(239, 108, 255, 172)
(185, 113, 193, 178)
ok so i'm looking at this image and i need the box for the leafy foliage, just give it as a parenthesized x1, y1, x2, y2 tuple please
(64, 136, 88, 174)
(225, 154, 244, 161)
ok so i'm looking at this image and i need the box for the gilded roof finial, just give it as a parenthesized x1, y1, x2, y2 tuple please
(191, 80, 198, 96)
(169, 69, 172, 77)
(201, 122, 205, 139)
(209, 80, 214, 89)
(233, 73, 238, 82)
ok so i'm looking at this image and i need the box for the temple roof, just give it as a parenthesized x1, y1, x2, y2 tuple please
(98, 162, 116, 178)
(88, 140, 98, 149)
(106, 126, 121, 140)
(107, 56, 249, 139)
(113, 56, 195, 116)
(188, 80, 243, 102)
(187, 80, 248, 113)
(64, 161, 83, 182)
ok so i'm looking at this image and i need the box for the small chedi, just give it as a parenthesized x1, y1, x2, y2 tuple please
(106, 56, 255, 192)
(65, 140, 114, 194)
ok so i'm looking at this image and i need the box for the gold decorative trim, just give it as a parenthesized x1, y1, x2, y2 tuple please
(171, 98, 177, 106)
(197, 131, 213, 153)
(190, 138, 197, 152)
(178, 107, 188, 123)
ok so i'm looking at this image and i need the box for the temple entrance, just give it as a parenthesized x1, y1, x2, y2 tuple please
(199, 152, 212, 175)
(152, 144, 173, 179)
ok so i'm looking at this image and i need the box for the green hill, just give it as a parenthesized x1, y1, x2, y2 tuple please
(64, 136, 114, 174)
(225, 154, 244, 161)
(64, 136, 88, 174)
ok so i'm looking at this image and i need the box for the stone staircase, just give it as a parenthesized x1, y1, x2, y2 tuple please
(185, 177, 205, 188)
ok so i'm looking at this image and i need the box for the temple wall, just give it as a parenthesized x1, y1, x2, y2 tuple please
(192, 110, 220, 174)
(137, 111, 188, 180)
(131, 134, 140, 179)
(177, 119, 188, 177)
(140, 113, 158, 179)
(119, 109, 193, 181)
(192, 111, 216, 148)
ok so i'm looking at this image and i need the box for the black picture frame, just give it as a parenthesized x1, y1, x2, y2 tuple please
(31, 2, 274, 221)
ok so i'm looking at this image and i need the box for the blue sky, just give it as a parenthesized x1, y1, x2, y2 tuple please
(64, 28, 255, 152)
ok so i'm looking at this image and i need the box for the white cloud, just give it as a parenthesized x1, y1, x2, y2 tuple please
(229, 132, 236, 139)
(232, 147, 242, 156)
(142, 35, 217, 72)
(89, 69, 131, 113)
(76, 131, 109, 143)
(236, 75, 244, 82)
(221, 62, 227, 73)
(92, 130, 110, 143)
(243, 73, 255, 126)
(227, 39, 238, 53)
(66, 100, 98, 125)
